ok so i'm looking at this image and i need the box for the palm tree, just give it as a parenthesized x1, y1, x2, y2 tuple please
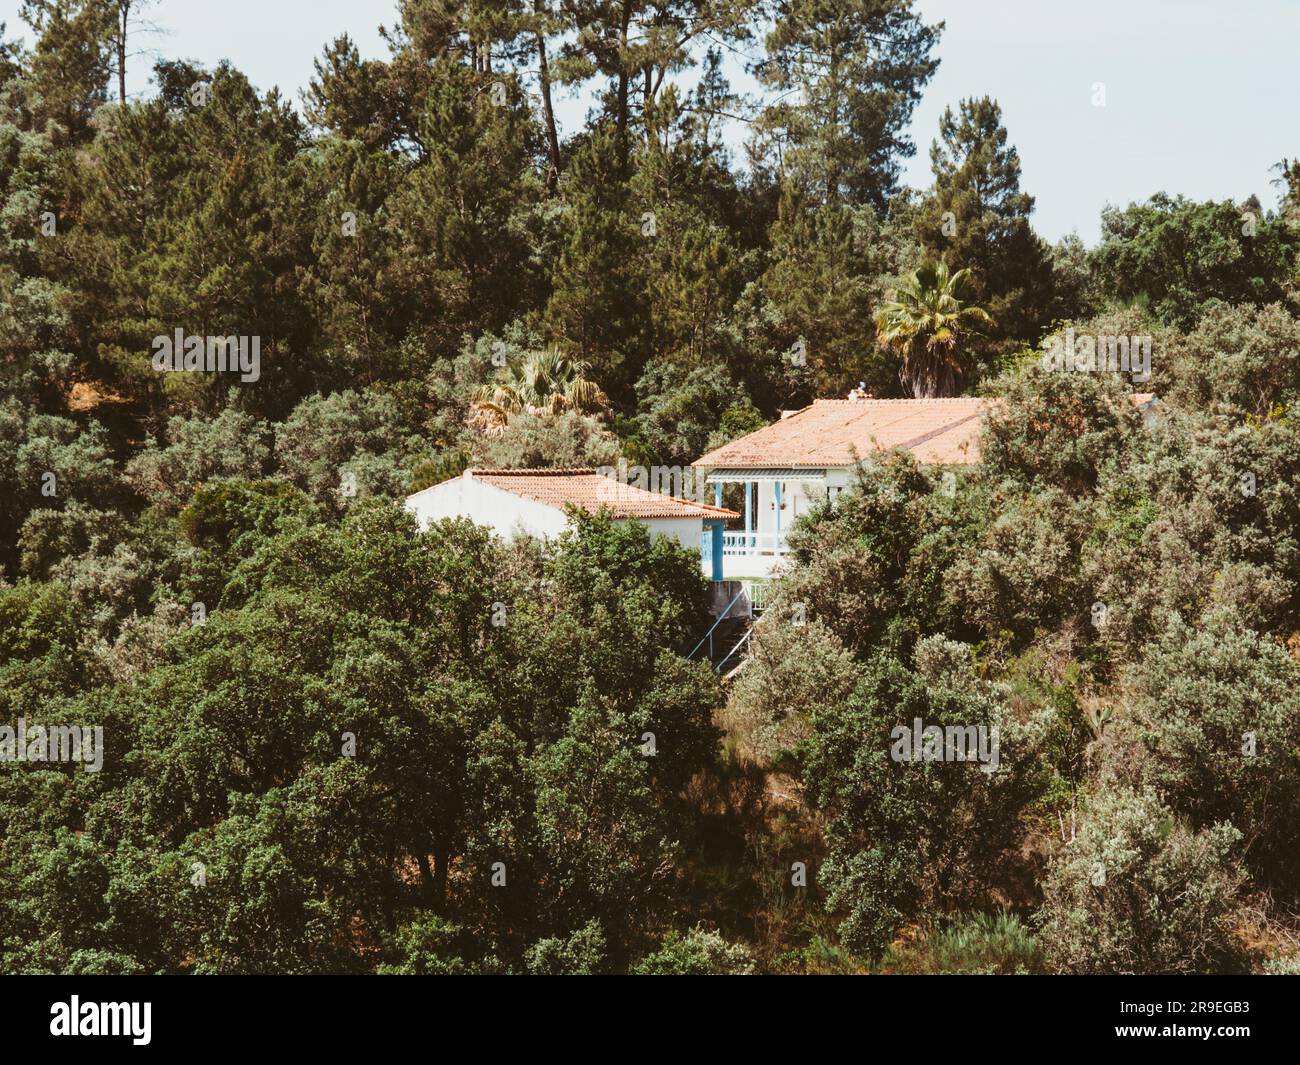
(471, 347, 608, 431)
(875, 262, 993, 398)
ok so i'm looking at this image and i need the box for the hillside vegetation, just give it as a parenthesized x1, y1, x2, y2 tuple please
(2, 1, 1300, 974)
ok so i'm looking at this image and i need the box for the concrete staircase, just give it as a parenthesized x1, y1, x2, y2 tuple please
(690, 580, 769, 676)
(702, 615, 751, 670)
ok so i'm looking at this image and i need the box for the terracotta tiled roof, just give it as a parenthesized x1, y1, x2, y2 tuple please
(469, 468, 738, 520)
(692, 398, 988, 468)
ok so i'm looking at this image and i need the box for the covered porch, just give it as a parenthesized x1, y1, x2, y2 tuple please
(697, 467, 836, 580)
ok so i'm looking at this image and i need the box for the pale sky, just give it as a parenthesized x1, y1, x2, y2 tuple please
(2, 0, 1296, 243)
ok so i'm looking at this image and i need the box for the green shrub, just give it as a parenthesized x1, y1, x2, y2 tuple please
(524, 920, 606, 975)
(1035, 787, 1247, 974)
(632, 927, 755, 975)
(879, 910, 1043, 974)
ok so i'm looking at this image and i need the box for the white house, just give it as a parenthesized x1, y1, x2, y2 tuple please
(689, 398, 984, 578)
(690, 394, 1156, 579)
(404, 467, 738, 579)
(406, 395, 1157, 589)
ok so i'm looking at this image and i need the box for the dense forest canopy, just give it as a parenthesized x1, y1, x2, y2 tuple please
(3, 0, 1300, 974)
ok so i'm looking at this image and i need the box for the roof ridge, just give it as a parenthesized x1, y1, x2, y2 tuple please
(896, 410, 983, 453)
(813, 396, 983, 403)
(474, 467, 597, 476)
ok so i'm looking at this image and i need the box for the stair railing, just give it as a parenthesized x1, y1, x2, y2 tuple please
(715, 626, 754, 674)
(687, 586, 749, 662)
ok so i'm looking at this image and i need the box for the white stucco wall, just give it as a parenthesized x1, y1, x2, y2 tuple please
(405, 474, 569, 540)
(642, 516, 703, 553)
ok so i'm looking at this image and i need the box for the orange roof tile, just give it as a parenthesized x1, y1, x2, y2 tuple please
(693, 398, 987, 468)
(469, 468, 738, 520)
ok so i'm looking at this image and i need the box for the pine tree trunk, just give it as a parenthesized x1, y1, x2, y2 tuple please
(535, 15, 561, 194)
(117, 2, 128, 104)
(615, 1, 633, 175)
(644, 65, 653, 143)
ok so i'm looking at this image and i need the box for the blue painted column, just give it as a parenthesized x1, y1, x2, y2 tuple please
(714, 482, 723, 508)
(705, 520, 724, 582)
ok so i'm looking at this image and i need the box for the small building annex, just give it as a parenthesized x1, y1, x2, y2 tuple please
(404, 467, 739, 578)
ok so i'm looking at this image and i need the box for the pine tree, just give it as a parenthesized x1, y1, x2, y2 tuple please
(544, 129, 647, 397)
(558, 1, 756, 177)
(385, 57, 544, 358)
(18, 0, 115, 143)
(754, 0, 941, 210)
(60, 62, 315, 417)
(913, 96, 1054, 351)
